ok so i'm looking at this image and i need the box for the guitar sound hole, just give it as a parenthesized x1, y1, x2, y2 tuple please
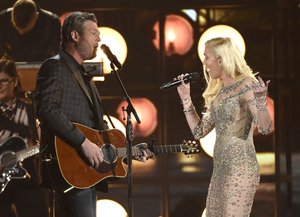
(101, 144, 117, 164)
(1, 152, 17, 168)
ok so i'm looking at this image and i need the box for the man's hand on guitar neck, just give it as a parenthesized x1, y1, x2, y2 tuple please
(80, 138, 104, 169)
(133, 143, 155, 162)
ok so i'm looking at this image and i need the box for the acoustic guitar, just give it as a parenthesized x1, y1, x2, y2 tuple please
(53, 123, 200, 191)
(0, 136, 39, 193)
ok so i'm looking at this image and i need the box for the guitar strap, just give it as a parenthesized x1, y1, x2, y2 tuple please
(60, 51, 114, 130)
(89, 82, 117, 173)
(60, 51, 94, 106)
(89, 81, 115, 129)
(60, 51, 105, 130)
(25, 101, 38, 144)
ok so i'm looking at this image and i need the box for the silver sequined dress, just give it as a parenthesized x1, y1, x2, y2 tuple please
(193, 78, 260, 217)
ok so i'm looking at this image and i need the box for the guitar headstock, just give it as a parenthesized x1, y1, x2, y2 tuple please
(181, 140, 200, 156)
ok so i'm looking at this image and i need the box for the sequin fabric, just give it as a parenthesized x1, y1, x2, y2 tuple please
(194, 78, 260, 217)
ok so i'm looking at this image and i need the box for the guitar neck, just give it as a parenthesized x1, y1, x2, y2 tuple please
(116, 144, 183, 157)
(16, 145, 40, 161)
(152, 144, 183, 154)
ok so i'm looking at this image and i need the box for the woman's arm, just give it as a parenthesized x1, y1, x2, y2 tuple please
(244, 76, 274, 135)
(177, 74, 214, 139)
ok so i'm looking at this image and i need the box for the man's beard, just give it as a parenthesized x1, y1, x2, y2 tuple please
(91, 47, 98, 59)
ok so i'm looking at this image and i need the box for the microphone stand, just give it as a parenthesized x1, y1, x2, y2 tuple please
(109, 62, 141, 217)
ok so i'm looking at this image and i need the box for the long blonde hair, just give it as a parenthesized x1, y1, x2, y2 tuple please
(202, 37, 257, 109)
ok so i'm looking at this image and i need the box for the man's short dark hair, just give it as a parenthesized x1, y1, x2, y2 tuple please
(11, 0, 37, 29)
(61, 12, 97, 49)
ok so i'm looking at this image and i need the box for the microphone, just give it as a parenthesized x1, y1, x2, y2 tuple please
(160, 72, 200, 90)
(100, 44, 122, 69)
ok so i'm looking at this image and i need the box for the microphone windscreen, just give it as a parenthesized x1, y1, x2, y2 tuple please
(184, 72, 200, 83)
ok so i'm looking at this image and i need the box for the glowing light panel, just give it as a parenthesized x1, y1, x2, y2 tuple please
(199, 128, 216, 157)
(103, 115, 126, 136)
(97, 199, 127, 217)
(116, 98, 157, 137)
(85, 27, 128, 74)
(153, 14, 194, 56)
(198, 25, 246, 62)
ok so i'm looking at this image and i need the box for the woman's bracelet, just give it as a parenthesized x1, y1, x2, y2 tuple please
(183, 105, 196, 115)
(255, 94, 267, 111)
(180, 96, 191, 105)
(255, 95, 267, 101)
(258, 121, 272, 135)
(256, 101, 267, 111)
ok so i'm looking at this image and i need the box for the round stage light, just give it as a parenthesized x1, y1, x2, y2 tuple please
(266, 96, 275, 133)
(197, 25, 245, 62)
(199, 128, 216, 158)
(116, 98, 158, 138)
(85, 27, 128, 74)
(97, 199, 127, 217)
(103, 115, 126, 136)
(59, 12, 72, 24)
(153, 14, 194, 56)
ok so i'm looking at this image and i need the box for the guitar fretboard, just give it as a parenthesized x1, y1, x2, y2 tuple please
(152, 145, 183, 154)
(16, 145, 40, 161)
(116, 145, 183, 157)
(116, 147, 143, 157)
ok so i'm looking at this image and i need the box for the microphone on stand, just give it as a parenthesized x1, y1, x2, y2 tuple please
(160, 72, 200, 90)
(100, 44, 122, 69)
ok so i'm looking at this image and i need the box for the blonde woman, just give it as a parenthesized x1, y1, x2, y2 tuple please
(177, 37, 273, 216)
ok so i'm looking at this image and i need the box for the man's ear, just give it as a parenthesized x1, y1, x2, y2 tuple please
(70, 31, 79, 42)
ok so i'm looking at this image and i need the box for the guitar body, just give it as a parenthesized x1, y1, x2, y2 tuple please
(55, 123, 127, 190)
(0, 137, 29, 193)
(51, 123, 200, 191)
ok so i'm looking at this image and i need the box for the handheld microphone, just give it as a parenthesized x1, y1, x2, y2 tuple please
(100, 44, 122, 69)
(160, 72, 200, 90)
